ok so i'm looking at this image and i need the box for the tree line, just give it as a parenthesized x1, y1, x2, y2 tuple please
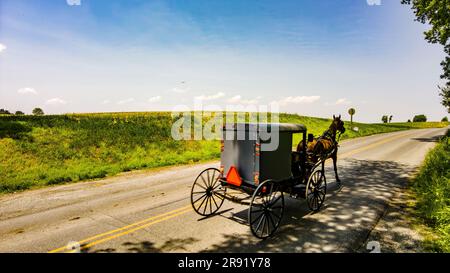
(0, 108, 44, 116)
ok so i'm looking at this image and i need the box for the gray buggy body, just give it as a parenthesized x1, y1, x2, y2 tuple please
(220, 123, 306, 186)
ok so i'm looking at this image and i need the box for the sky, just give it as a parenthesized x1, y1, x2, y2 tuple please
(0, 0, 448, 122)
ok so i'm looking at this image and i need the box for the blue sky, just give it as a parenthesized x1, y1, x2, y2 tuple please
(0, 0, 447, 122)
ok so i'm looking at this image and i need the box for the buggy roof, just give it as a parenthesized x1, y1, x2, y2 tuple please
(223, 123, 306, 133)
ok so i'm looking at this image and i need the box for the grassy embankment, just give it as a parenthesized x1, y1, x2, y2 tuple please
(411, 129, 450, 252)
(0, 112, 447, 194)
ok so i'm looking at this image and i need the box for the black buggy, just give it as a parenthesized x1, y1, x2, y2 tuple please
(190, 123, 330, 239)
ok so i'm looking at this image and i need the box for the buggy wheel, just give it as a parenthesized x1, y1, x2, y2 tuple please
(248, 180, 284, 239)
(191, 168, 226, 216)
(305, 169, 327, 212)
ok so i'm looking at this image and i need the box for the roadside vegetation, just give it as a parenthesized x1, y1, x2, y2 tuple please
(0, 112, 448, 194)
(411, 129, 450, 252)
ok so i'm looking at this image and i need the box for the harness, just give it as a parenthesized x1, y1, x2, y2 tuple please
(314, 129, 342, 160)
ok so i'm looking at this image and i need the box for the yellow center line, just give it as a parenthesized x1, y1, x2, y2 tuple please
(75, 207, 192, 252)
(49, 130, 415, 253)
(48, 205, 192, 253)
(338, 131, 414, 159)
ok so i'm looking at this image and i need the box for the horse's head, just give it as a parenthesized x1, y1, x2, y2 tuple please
(332, 115, 346, 134)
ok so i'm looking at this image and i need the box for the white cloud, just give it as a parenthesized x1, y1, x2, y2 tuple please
(172, 87, 189, 94)
(272, 96, 321, 106)
(117, 98, 135, 105)
(18, 87, 38, 95)
(195, 92, 225, 101)
(46, 98, 67, 105)
(148, 96, 162, 103)
(0, 43, 6, 53)
(101, 100, 111, 105)
(227, 95, 259, 105)
(325, 98, 352, 106)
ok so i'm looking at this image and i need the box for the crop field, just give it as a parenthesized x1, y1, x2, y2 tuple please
(0, 112, 447, 194)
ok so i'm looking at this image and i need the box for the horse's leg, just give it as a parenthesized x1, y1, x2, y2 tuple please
(332, 150, 341, 183)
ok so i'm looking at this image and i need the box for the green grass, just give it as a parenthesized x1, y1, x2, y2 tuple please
(0, 112, 447, 194)
(411, 129, 450, 252)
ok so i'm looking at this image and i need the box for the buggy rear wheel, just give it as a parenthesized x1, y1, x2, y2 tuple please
(191, 168, 226, 216)
(248, 180, 284, 239)
(306, 169, 327, 212)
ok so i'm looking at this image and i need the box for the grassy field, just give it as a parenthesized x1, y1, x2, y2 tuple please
(411, 129, 450, 252)
(0, 112, 448, 194)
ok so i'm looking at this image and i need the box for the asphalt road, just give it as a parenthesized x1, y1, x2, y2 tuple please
(0, 127, 447, 253)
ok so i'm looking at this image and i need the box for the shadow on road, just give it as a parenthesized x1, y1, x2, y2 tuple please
(85, 159, 418, 253)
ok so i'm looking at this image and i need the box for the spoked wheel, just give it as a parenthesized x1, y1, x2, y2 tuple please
(191, 168, 226, 216)
(248, 180, 284, 239)
(305, 169, 327, 212)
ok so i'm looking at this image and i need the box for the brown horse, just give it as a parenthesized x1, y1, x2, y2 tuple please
(297, 115, 346, 183)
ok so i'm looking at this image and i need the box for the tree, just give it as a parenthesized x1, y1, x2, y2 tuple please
(15, 111, 25, 115)
(389, 115, 393, 123)
(402, 0, 450, 112)
(442, 116, 448, 122)
(407, 119, 412, 123)
(32, 108, 44, 116)
(348, 108, 356, 125)
(0, 109, 11, 115)
(413, 114, 427, 122)
(382, 115, 389, 123)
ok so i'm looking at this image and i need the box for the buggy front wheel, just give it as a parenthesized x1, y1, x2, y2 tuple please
(306, 169, 327, 212)
(191, 168, 226, 216)
(248, 180, 284, 239)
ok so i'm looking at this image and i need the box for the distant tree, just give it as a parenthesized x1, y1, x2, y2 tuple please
(442, 116, 449, 122)
(389, 115, 393, 123)
(32, 108, 44, 116)
(402, 0, 450, 111)
(382, 115, 389, 123)
(0, 109, 11, 115)
(407, 119, 412, 123)
(413, 114, 427, 122)
(348, 108, 356, 125)
(15, 111, 25, 115)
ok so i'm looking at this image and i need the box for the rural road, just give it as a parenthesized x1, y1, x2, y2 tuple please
(0, 127, 447, 253)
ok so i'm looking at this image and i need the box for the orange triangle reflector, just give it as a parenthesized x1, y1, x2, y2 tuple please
(226, 166, 242, 187)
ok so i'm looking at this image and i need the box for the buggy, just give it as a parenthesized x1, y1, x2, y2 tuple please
(190, 123, 332, 239)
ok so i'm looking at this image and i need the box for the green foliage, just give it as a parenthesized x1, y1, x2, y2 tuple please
(413, 114, 428, 122)
(32, 108, 44, 116)
(382, 115, 389, 123)
(412, 130, 450, 252)
(0, 112, 448, 194)
(0, 109, 11, 115)
(15, 111, 25, 116)
(443, 117, 449, 122)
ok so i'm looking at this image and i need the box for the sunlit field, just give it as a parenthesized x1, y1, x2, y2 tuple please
(0, 112, 447, 194)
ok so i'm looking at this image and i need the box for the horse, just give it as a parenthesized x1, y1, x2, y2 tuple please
(296, 115, 346, 183)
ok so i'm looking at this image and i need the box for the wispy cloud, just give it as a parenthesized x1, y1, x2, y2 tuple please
(172, 87, 189, 94)
(227, 95, 260, 105)
(0, 43, 6, 53)
(17, 87, 38, 95)
(272, 96, 321, 106)
(325, 98, 352, 106)
(101, 100, 111, 105)
(148, 96, 162, 103)
(46, 98, 67, 105)
(117, 98, 135, 105)
(195, 92, 225, 101)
